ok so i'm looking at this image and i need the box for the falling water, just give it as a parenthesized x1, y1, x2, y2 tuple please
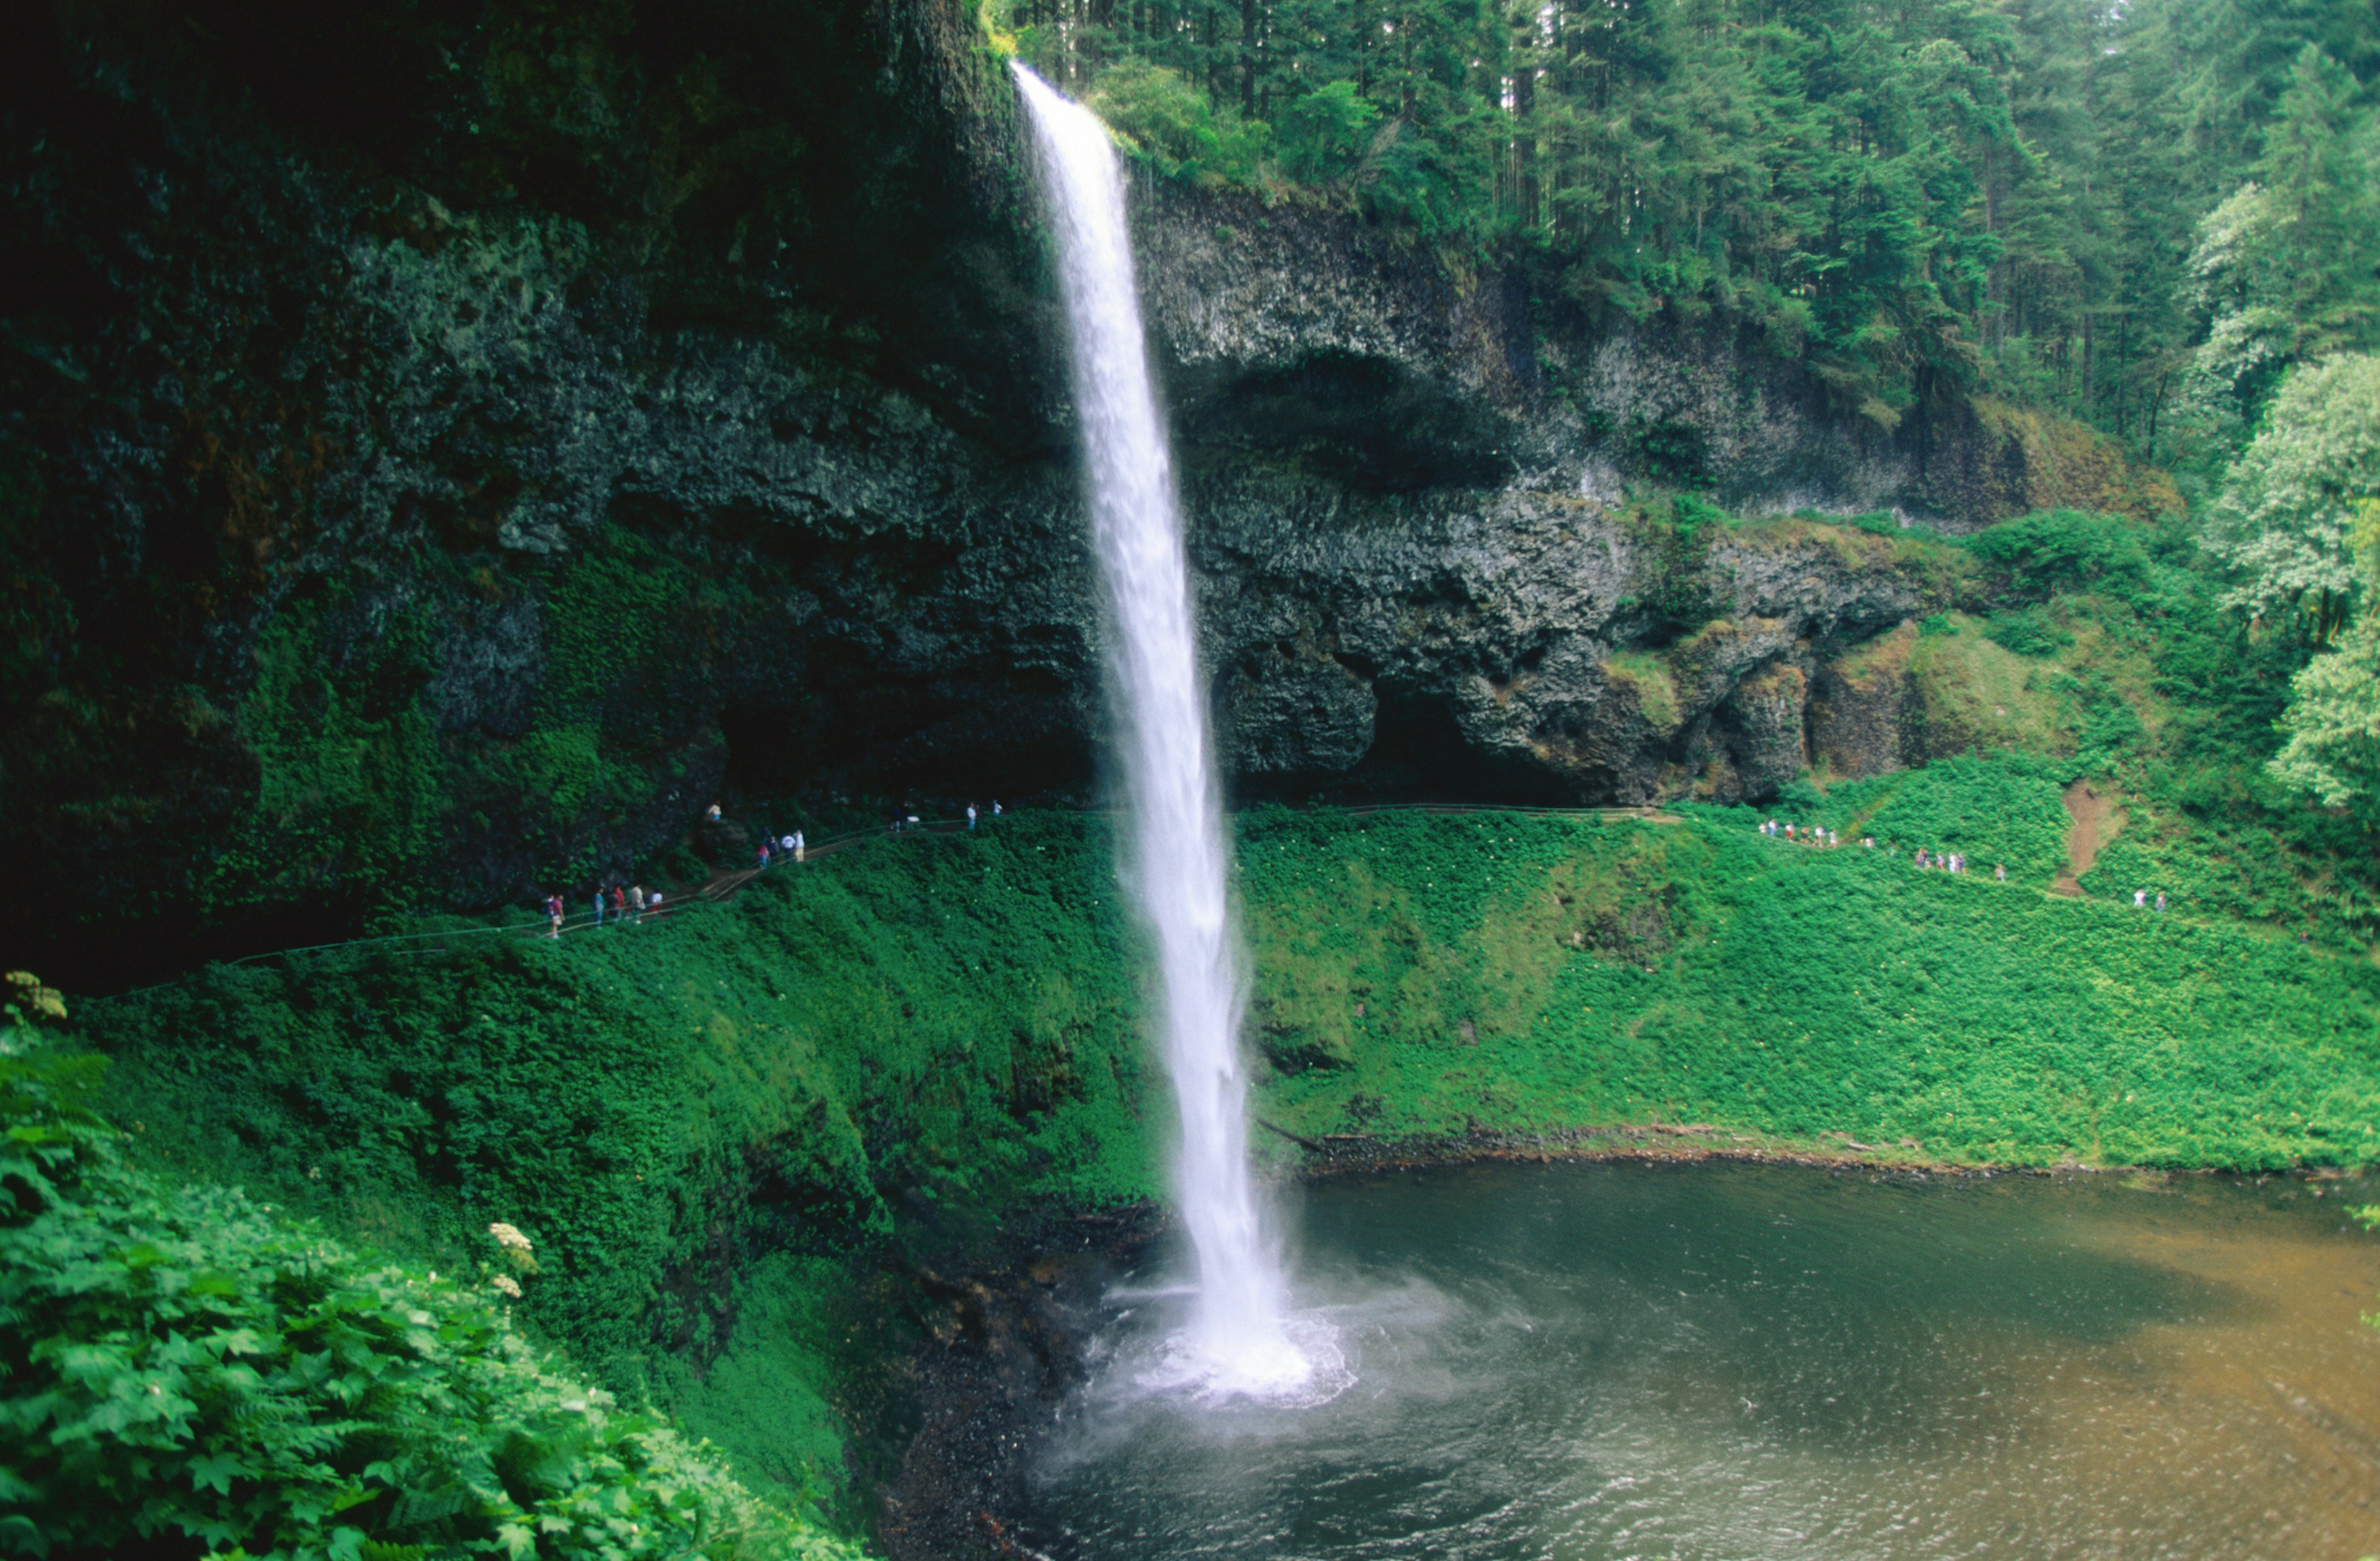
(1012, 64, 1315, 1397)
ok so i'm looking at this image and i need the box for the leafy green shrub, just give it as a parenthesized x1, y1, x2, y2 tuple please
(1854, 753, 2073, 877)
(1963, 510, 2151, 599)
(0, 995, 861, 1561)
(1670, 493, 1730, 541)
(1273, 79, 1378, 182)
(1087, 61, 1267, 186)
(1983, 605, 2076, 657)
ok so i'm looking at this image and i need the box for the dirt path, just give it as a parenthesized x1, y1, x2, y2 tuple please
(2052, 779, 2124, 897)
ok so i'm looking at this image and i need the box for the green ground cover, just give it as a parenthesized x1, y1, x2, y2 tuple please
(80, 813, 1156, 1527)
(1762, 505, 2379, 947)
(72, 754, 2380, 1533)
(1, 981, 862, 1561)
(1240, 785, 2380, 1169)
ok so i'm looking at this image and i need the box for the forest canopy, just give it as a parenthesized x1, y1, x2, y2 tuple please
(1005, 0, 2380, 456)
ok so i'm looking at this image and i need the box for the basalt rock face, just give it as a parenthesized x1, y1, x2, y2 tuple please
(1135, 187, 2180, 527)
(3, 0, 2107, 983)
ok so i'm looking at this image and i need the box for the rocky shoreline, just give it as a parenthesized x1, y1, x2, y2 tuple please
(878, 1206, 1163, 1561)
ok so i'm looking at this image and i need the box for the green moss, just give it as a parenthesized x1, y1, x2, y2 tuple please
(1908, 611, 2071, 755)
(1602, 649, 1681, 735)
(211, 598, 446, 918)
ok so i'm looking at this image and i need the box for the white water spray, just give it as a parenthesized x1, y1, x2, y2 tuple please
(1013, 64, 1316, 1398)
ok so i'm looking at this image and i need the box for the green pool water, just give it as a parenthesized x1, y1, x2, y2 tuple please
(1024, 1160, 2380, 1559)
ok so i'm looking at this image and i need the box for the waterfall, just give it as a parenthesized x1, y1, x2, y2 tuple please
(1012, 64, 1311, 1397)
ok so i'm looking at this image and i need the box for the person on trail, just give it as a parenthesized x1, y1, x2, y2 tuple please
(648, 890, 664, 915)
(967, 803, 979, 830)
(1829, 830, 1839, 847)
(1863, 836, 1875, 850)
(1915, 849, 1928, 869)
(991, 800, 1002, 818)
(707, 802, 721, 821)
(630, 884, 645, 924)
(2156, 891, 2167, 912)
(1995, 863, 2007, 882)
(547, 895, 563, 939)
(757, 843, 770, 871)
(780, 833, 795, 860)
(592, 890, 605, 928)
(2133, 888, 2148, 908)
(793, 829, 805, 862)
(611, 886, 626, 922)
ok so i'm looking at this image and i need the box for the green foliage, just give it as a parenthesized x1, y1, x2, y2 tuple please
(0, 1015, 858, 1561)
(2268, 617, 2380, 810)
(84, 816, 1155, 1516)
(212, 602, 445, 922)
(2268, 493, 2380, 810)
(1668, 493, 1730, 543)
(1271, 79, 1378, 183)
(1235, 785, 2380, 1169)
(2185, 48, 2380, 418)
(1983, 605, 2076, 657)
(1963, 510, 2153, 599)
(1086, 61, 1268, 186)
(1823, 754, 2076, 878)
(2202, 353, 2380, 640)
(997, 0, 2376, 436)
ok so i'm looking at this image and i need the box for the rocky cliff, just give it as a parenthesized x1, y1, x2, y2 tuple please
(0, 0, 2167, 983)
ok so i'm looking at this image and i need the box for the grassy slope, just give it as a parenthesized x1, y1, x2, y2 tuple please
(85, 813, 1156, 1522)
(1241, 774, 2380, 1169)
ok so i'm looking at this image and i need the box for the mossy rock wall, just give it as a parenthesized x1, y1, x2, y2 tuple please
(1, 0, 2182, 989)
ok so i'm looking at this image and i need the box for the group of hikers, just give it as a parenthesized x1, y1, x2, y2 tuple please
(543, 883, 664, 939)
(755, 831, 808, 872)
(888, 799, 999, 834)
(544, 797, 1005, 937)
(1757, 815, 2171, 908)
(1759, 817, 2008, 882)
